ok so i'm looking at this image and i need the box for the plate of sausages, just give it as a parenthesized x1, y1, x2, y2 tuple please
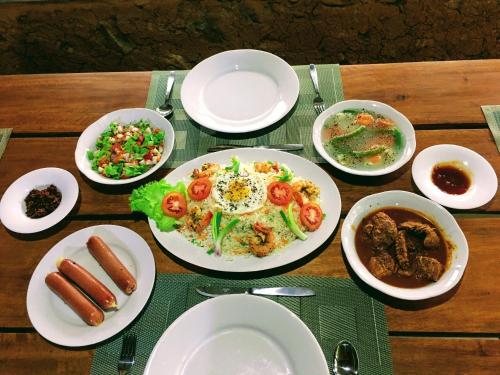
(26, 225, 155, 347)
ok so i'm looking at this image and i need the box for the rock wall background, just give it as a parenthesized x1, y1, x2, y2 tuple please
(0, 0, 498, 74)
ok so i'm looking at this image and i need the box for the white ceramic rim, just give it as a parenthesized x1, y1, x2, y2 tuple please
(341, 190, 468, 300)
(412, 144, 498, 209)
(149, 148, 341, 272)
(312, 99, 416, 176)
(0, 167, 79, 234)
(74, 108, 175, 185)
(26, 225, 156, 347)
(144, 294, 329, 375)
(180, 49, 299, 133)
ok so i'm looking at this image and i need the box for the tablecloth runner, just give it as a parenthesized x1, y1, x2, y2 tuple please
(91, 273, 393, 375)
(145, 65, 344, 167)
(481, 105, 500, 153)
(0, 128, 12, 160)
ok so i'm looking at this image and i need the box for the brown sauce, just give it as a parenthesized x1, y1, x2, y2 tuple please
(431, 162, 471, 195)
(355, 207, 449, 288)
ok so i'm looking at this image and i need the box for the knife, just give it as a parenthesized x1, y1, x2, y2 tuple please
(195, 285, 315, 297)
(207, 144, 304, 152)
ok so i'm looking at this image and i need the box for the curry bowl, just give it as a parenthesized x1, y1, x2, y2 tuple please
(341, 190, 468, 300)
(312, 100, 416, 176)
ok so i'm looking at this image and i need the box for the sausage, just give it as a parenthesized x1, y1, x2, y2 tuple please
(86, 236, 137, 295)
(57, 258, 117, 310)
(45, 272, 104, 326)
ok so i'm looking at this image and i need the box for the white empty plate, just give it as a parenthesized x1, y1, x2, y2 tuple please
(181, 49, 299, 133)
(0, 167, 78, 234)
(144, 294, 329, 375)
(26, 225, 155, 347)
(412, 144, 498, 209)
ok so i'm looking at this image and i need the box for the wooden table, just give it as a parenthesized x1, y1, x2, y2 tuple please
(1, 60, 499, 374)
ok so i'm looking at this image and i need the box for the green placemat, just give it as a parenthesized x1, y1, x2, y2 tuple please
(91, 274, 393, 375)
(0, 128, 12, 160)
(146, 65, 344, 167)
(481, 105, 500, 153)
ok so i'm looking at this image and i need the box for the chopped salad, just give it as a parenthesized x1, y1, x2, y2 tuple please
(87, 119, 165, 179)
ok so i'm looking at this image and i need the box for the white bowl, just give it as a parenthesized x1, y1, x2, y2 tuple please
(312, 100, 416, 176)
(341, 190, 468, 300)
(75, 108, 175, 185)
(0, 168, 79, 234)
(412, 144, 498, 209)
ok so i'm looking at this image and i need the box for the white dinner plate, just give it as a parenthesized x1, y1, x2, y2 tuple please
(149, 148, 341, 272)
(0, 167, 78, 234)
(412, 144, 498, 209)
(144, 294, 329, 375)
(180, 49, 299, 133)
(342, 191, 468, 300)
(75, 108, 175, 185)
(26, 225, 155, 347)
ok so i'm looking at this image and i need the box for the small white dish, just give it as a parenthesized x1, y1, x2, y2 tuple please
(144, 294, 329, 375)
(26, 225, 155, 347)
(75, 108, 175, 185)
(312, 99, 416, 176)
(412, 144, 498, 209)
(180, 49, 299, 133)
(0, 167, 78, 234)
(341, 190, 468, 300)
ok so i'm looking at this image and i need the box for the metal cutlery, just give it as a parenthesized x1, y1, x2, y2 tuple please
(155, 71, 175, 118)
(196, 286, 315, 297)
(333, 340, 359, 375)
(309, 64, 326, 115)
(207, 143, 304, 152)
(118, 333, 136, 375)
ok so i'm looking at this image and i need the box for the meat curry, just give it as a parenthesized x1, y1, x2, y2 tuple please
(355, 207, 449, 288)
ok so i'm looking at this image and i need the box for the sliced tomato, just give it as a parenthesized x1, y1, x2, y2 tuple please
(161, 192, 187, 218)
(111, 143, 123, 153)
(299, 203, 323, 231)
(143, 151, 153, 160)
(188, 178, 212, 201)
(111, 152, 124, 164)
(267, 181, 293, 206)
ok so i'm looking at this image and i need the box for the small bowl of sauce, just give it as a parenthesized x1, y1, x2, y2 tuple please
(431, 161, 472, 195)
(412, 144, 497, 209)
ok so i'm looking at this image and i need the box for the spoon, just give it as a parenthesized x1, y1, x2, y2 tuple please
(156, 71, 175, 118)
(333, 340, 359, 375)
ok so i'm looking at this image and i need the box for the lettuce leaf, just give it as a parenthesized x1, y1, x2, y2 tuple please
(129, 180, 187, 232)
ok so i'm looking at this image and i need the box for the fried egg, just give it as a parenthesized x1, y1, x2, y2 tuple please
(212, 170, 267, 214)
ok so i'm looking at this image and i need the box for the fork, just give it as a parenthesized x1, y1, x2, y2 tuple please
(309, 64, 326, 115)
(118, 333, 137, 375)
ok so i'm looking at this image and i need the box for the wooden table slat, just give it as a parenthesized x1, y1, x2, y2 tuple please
(1, 217, 498, 333)
(1, 60, 499, 134)
(1, 333, 499, 375)
(1, 129, 497, 216)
